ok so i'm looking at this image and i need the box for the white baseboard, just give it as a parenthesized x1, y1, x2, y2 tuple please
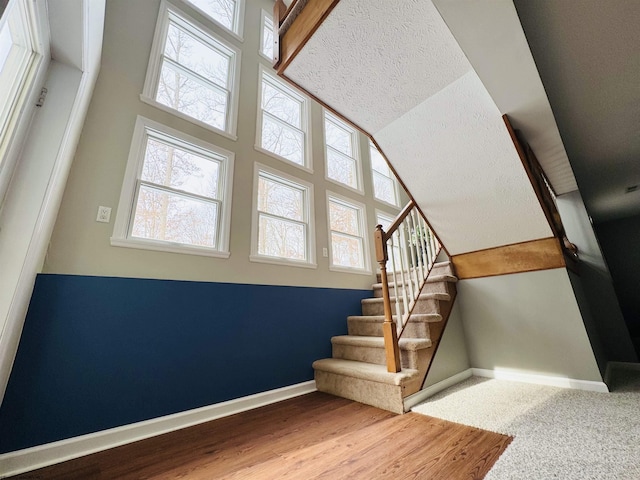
(0, 381, 316, 479)
(472, 368, 609, 393)
(404, 369, 473, 411)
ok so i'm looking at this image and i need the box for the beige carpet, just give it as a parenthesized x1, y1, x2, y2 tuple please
(412, 368, 640, 479)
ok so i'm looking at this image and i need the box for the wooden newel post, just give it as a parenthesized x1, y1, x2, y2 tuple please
(375, 225, 401, 373)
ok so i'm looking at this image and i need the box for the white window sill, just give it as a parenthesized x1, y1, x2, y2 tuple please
(374, 196, 401, 209)
(325, 176, 364, 196)
(329, 265, 373, 276)
(111, 237, 231, 259)
(254, 145, 313, 174)
(249, 254, 317, 270)
(140, 95, 238, 141)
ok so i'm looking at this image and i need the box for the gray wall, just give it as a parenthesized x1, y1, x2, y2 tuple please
(556, 191, 637, 368)
(458, 268, 602, 382)
(424, 300, 470, 387)
(595, 214, 640, 346)
(44, 0, 407, 290)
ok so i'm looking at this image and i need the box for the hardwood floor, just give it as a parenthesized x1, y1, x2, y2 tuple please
(10, 393, 511, 479)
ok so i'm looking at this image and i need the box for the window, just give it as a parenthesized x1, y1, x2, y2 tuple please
(259, 10, 274, 61)
(142, 1, 240, 138)
(112, 116, 234, 257)
(251, 163, 315, 267)
(182, 0, 244, 37)
(376, 210, 401, 269)
(257, 66, 310, 170)
(370, 141, 399, 206)
(0, 0, 47, 204)
(324, 110, 362, 192)
(328, 192, 370, 272)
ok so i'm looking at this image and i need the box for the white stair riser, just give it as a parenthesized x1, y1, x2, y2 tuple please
(332, 343, 424, 369)
(347, 318, 430, 338)
(362, 297, 441, 316)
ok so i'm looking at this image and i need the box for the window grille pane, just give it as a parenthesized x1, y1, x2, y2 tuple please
(261, 114, 303, 165)
(373, 171, 396, 205)
(132, 185, 219, 248)
(258, 214, 306, 260)
(329, 200, 360, 236)
(164, 24, 230, 88)
(142, 138, 221, 199)
(261, 15, 274, 60)
(184, 0, 237, 31)
(157, 62, 227, 130)
(258, 176, 304, 221)
(325, 119, 352, 156)
(370, 144, 390, 174)
(326, 149, 357, 188)
(262, 80, 301, 128)
(331, 232, 364, 268)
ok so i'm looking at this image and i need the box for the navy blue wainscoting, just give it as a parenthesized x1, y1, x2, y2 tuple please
(0, 274, 369, 453)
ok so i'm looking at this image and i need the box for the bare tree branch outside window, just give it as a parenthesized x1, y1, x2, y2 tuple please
(156, 21, 232, 131)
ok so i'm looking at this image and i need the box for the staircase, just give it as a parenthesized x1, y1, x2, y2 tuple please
(313, 261, 457, 414)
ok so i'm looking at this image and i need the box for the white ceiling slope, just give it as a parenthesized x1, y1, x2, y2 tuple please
(285, 0, 554, 255)
(375, 72, 552, 255)
(432, 0, 578, 195)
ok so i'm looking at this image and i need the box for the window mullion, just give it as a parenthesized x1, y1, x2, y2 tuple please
(262, 110, 304, 134)
(161, 56, 229, 97)
(139, 179, 221, 204)
(258, 210, 306, 228)
(326, 145, 356, 163)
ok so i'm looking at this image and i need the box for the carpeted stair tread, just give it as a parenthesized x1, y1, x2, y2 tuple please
(372, 274, 457, 291)
(348, 313, 442, 323)
(312, 358, 419, 386)
(362, 292, 450, 304)
(331, 335, 431, 350)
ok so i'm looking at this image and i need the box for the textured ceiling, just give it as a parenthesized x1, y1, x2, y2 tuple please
(285, 0, 471, 135)
(285, 0, 553, 254)
(514, 0, 640, 223)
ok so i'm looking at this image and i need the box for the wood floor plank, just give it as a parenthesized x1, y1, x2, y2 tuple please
(9, 392, 511, 480)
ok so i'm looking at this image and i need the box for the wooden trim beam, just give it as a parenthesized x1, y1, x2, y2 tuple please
(451, 237, 566, 280)
(277, 0, 340, 74)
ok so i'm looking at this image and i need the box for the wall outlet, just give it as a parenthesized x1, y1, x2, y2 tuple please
(96, 206, 112, 223)
(322, 247, 328, 257)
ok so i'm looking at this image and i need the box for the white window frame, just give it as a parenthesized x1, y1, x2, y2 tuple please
(111, 116, 235, 258)
(327, 191, 371, 274)
(141, 0, 241, 140)
(250, 162, 316, 269)
(258, 9, 274, 62)
(323, 109, 363, 194)
(0, 0, 49, 209)
(255, 64, 312, 172)
(180, 0, 245, 41)
(370, 141, 400, 207)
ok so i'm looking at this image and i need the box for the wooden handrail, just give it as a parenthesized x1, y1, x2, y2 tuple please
(374, 202, 442, 373)
(383, 200, 415, 243)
